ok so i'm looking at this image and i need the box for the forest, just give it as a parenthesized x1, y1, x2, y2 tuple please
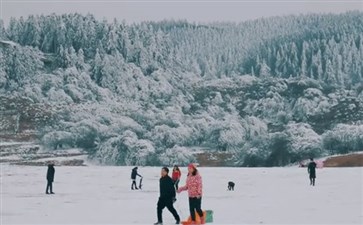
(0, 11, 362, 166)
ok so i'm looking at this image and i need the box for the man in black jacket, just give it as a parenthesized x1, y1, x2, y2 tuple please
(131, 167, 142, 190)
(46, 163, 55, 194)
(154, 167, 180, 225)
(308, 158, 317, 186)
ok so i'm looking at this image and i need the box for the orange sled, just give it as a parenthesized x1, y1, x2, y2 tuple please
(181, 211, 207, 225)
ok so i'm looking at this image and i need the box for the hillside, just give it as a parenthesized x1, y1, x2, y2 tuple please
(323, 153, 363, 167)
(0, 11, 362, 166)
(0, 142, 87, 166)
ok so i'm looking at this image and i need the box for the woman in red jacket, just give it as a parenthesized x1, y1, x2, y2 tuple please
(172, 165, 181, 190)
(177, 163, 204, 224)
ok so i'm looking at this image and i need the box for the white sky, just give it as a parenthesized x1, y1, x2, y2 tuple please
(0, 0, 362, 25)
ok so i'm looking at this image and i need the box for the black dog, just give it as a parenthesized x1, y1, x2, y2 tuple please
(228, 181, 235, 191)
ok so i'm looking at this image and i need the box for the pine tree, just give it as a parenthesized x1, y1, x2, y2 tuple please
(76, 48, 85, 70)
(0, 49, 7, 88)
(119, 24, 131, 61)
(92, 49, 103, 84)
(22, 15, 41, 47)
(68, 46, 77, 67)
(56, 21, 67, 51)
(0, 20, 6, 39)
(106, 21, 119, 55)
(325, 59, 336, 84)
(301, 41, 308, 77)
(290, 43, 299, 76)
(275, 50, 284, 77)
(57, 45, 67, 68)
(7, 18, 20, 43)
(259, 60, 271, 78)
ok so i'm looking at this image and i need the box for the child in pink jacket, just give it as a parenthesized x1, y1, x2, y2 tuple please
(177, 163, 204, 224)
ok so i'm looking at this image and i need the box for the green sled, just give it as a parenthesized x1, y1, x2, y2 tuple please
(205, 210, 213, 223)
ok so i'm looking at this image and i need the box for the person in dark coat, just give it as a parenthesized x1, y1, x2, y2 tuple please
(308, 158, 317, 186)
(154, 167, 180, 225)
(46, 163, 55, 194)
(131, 167, 142, 190)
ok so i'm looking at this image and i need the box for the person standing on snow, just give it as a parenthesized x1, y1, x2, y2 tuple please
(172, 165, 181, 190)
(46, 163, 55, 194)
(131, 167, 142, 190)
(308, 158, 317, 186)
(154, 167, 181, 225)
(177, 163, 205, 224)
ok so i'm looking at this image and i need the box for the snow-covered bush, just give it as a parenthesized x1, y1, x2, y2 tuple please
(125, 139, 156, 166)
(70, 120, 100, 150)
(42, 131, 75, 150)
(47, 87, 73, 104)
(235, 135, 270, 167)
(265, 132, 292, 166)
(159, 146, 196, 166)
(150, 124, 193, 149)
(286, 122, 323, 162)
(95, 130, 156, 165)
(218, 117, 247, 151)
(244, 91, 287, 122)
(244, 116, 268, 140)
(322, 124, 363, 154)
(241, 147, 268, 167)
(293, 88, 330, 121)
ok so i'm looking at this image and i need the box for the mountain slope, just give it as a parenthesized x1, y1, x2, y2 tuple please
(0, 11, 362, 166)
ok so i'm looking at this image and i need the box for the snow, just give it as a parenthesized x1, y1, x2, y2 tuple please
(0, 142, 33, 147)
(46, 148, 85, 155)
(31, 155, 87, 163)
(0, 40, 18, 47)
(1, 166, 362, 225)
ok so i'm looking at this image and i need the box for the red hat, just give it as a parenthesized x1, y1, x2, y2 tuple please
(188, 163, 197, 169)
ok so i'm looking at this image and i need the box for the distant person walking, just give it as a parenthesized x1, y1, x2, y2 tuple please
(308, 158, 317, 186)
(177, 163, 205, 224)
(131, 167, 142, 190)
(172, 165, 181, 190)
(46, 163, 55, 194)
(154, 167, 180, 225)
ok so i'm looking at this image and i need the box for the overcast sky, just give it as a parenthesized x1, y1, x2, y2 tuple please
(1, 0, 362, 25)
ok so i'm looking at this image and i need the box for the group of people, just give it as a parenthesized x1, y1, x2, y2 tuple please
(45, 158, 319, 224)
(129, 164, 202, 225)
(153, 163, 204, 225)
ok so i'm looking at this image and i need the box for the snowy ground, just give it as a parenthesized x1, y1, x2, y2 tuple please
(1, 166, 362, 225)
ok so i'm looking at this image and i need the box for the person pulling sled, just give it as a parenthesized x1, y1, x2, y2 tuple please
(131, 167, 142, 190)
(177, 163, 205, 225)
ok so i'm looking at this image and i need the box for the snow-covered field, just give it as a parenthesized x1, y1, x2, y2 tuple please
(1, 165, 362, 225)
